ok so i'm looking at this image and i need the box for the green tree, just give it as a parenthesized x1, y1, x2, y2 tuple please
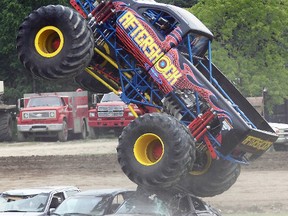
(189, 0, 288, 109)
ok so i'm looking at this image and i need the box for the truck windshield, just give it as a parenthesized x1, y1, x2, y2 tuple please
(101, 93, 122, 102)
(178, 33, 210, 59)
(27, 96, 63, 107)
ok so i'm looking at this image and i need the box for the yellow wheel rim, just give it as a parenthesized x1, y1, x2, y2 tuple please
(134, 133, 164, 166)
(190, 151, 212, 175)
(34, 26, 64, 58)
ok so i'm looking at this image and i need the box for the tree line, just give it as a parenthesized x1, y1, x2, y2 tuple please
(0, 0, 287, 111)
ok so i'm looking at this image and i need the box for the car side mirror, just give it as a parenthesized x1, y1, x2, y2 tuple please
(48, 208, 56, 215)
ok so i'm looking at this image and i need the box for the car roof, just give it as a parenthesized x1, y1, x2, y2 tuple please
(71, 189, 134, 197)
(2, 186, 79, 196)
(269, 122, 288, 128)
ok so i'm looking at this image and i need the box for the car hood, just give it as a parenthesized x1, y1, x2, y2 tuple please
(0, 213, 44, 216)
(109, 214, 155, 216)
(269, 122, 288, 129)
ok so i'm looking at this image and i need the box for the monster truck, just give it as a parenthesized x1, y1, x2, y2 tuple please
(16, 0, 278, 197)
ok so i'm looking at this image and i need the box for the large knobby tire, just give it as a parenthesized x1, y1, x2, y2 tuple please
(0, 113, 13, 141)
(117, 113, 195, 189)
(58, 120, 68, 142)
(17, 5, 94, 80)
(178, 156, 241, 197)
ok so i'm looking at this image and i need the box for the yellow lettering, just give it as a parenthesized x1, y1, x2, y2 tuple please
(134, 28, 149, 45)
(118, 11, 182, 86)
(242, 136, 272, 151)
(130, 24, 143, 37)
(139, 36, 154, 52)
(118, 11, 133, 29)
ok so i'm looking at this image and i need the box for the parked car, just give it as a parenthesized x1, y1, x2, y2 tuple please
(110, 188, 221, 216)
(0, 186, 80, 215)
(52, 189, 134, 216)
(268, 122, 288, 151)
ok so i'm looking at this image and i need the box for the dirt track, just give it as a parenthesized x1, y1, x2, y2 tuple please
(0, 138, 287, 215)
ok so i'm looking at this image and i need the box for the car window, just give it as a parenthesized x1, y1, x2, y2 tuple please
(54, 195, 111, 215)
(0, 193, 49, 212)
(115, 195, 171, 215)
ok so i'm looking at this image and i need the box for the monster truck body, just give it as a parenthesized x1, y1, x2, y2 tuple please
(17, 0, 277, 197)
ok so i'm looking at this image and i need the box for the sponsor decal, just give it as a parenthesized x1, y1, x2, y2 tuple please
(118, 11, 182, 85)
(242, 136, 273, 151)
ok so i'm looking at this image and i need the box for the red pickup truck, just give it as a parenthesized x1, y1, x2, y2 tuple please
(88, 92, 143, 138)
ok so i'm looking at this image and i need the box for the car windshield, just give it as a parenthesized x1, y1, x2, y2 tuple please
(0, 193, 49, 212)
(101, 93, 122, 102)
(27, 96, 62, 107)
(115, 196, 171, 216)
(53, 195, 110, 216)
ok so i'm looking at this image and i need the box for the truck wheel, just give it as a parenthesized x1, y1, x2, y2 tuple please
(58, 120, 68, 142)
(178, 155, 241, 197)
(89, 127, 99, 139)
(0, 113, 13, 141)
(80, 121, 87, 140)
(17, 5, 94, 80)
(17, 132, 27, 142)
(117, 113, 195, 189)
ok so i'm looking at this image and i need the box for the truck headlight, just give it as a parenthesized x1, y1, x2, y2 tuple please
(89, 112, 96, 117)
(128, 112, 134, 117)
(23, 113, 29, 119)
(49, 111, 56, 118)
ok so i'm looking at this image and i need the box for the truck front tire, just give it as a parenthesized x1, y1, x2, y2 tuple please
(17, 5, 94, 80)
(58, 120, 68, 142)
(117, 113, 195, 189)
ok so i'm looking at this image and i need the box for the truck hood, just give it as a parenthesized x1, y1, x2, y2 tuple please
(20, 106, 63, 112)
(98, 101, 126, 106)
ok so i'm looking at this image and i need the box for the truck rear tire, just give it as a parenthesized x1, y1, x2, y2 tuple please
(0, 113, 13, 141)
(117, 113, 195, 189)
(17, 5, 94, 80)
(178, 157, 241, 197)
(58, 120, 68, 142)
(80, 121, 87, 140)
